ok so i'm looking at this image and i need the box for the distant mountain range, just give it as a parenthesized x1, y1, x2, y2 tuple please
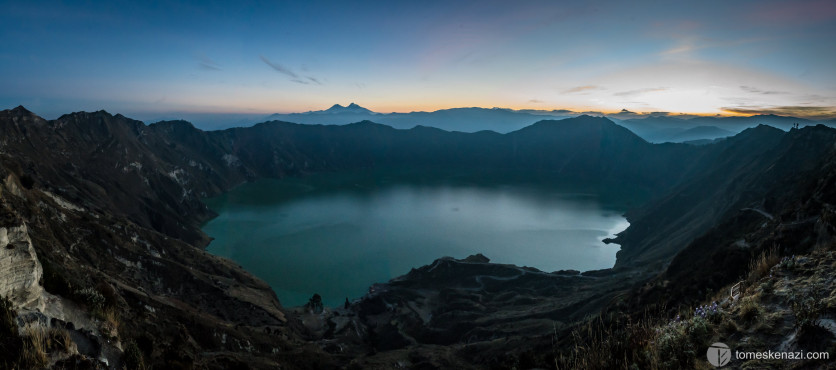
(139, 103, 834, 145)
(265, 103, 576, 133)
(614, 114, 822, 143)
(263, 103, 832, 144)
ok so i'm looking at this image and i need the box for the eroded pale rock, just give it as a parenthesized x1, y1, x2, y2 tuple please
(0, 224, 44, 308)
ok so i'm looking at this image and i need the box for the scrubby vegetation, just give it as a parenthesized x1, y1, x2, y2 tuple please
(556, 246, 836, 369)
(748, 245, 780, 283)
(123, 340, 147, 370)
(1, 296, 76, 369)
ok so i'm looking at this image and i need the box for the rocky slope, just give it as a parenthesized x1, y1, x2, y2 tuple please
(0, 108, 327, 368)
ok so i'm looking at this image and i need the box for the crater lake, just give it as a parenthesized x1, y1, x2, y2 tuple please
(202, 169, 635, 307)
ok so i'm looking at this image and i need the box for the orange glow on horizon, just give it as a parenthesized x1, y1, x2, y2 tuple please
(226, 103, 762, 118)
(167, 103, 783, 119)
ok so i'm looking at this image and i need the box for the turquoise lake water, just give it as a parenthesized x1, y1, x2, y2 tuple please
(202, 171, 630, 307)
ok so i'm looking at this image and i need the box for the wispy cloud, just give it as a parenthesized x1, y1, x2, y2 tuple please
(260, 55, 299, 78)
(660, 44, 695, 56)
(563, 85, 601, 94)
(197, 54, 221, 71)
(721, 105, 836, 119)
(260, 55, 326, 86)
(740, 85, 787, 95)
(658, 36, 767, 62)
(614, 87, 667, 97)
(199, 62, 221, 71)
(528, 99, 544, 103)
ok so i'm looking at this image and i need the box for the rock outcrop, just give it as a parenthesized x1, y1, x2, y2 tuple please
(0, 224, 42, 309)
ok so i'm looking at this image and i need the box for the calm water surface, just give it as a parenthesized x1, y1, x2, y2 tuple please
(203, 172, 630, 306)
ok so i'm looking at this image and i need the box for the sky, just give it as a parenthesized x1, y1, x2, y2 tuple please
(1, 0, 835, 121)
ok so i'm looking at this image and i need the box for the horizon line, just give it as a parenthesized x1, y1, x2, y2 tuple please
(6, 104, 835, 123)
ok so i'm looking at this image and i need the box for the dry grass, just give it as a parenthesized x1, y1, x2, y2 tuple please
(49, 327, 74, 353)
(748, 246, 780, 283)
(102, 306, 120, 338)
(19, 324, 76, 368)
(555, 304, 725, 370)
(557, 248, 836, 369)
(556, 314, 664, 370)
(21, 325, 49, 368)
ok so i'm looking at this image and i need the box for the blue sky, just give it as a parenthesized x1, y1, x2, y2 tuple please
(1, 0, 834, 120)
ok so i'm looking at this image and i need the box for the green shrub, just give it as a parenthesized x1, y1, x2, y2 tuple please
(655, 323, 690, 368)
(687, 316, 712, 345)
(779, 255, 797, 270)
(790, 287, 825, 329)
(124, 340, 146, 370)
(759, 279, 774, 295)
(739, 297, 761, 323)
(75, 287, 106, 311)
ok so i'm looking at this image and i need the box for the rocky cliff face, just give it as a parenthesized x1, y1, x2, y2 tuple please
(0, 224, 42, 309)
(0, 108, 321, 368)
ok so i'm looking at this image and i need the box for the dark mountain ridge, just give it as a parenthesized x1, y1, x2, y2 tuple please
(263, 104, 832, 144)
(616, 113, 829, 143)
(266, 104, 575, 133)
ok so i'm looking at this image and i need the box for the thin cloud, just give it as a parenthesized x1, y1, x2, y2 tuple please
(260, 55, 299, 78)
(529, 99, 544, 103)
(563, 85, 601, 94)
(721, 105, 836, 119)
(801, 94, 832, 103)
(614, 87, 667, 97)
(197, 54, 221, 71)
(740, 85, 787, 95)
(199, 62, 221, 71)
(660, 44, 695, 56)
(261, 56, 324, 85)
(658, 37, 767, 61)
